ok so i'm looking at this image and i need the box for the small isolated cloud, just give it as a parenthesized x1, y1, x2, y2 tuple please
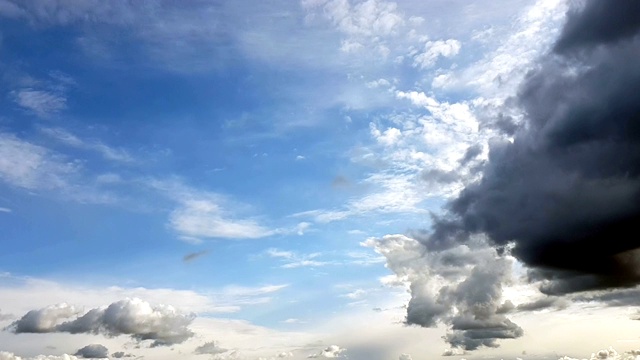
(11, 89, 66, 118)
(170, 198, 273, 240)
(0, 207, 12, 213)
(296, 155, 306, 161)
(195, 341, 228, 356)
(10, 71, 75, 119)
(151, 180, 275, 241)
(399, 354, 412, 360)
(307, 345, 345, 358)
(74, 344, 108, 359)
(10, 298, 195, 347)
(342, 289, 366, 300)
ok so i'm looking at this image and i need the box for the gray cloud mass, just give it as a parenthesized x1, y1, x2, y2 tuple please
(74, 344, 109, 359)
(9, 298, 195, 347)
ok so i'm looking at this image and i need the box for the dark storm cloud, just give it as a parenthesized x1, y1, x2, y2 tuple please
(515, 297, 568, 312)
(458, 144, 483, 166)
(425, 0, 640, 295)
(554, 0, 640, 53)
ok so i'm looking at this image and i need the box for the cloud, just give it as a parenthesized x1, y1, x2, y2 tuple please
(74, 344, 108, 359)
(412, 39, 461, 69)
(307, 345, 345, 358)
(150, 180, 276, 241)
(554, 0, 640, 53)
(0, 352, 80, 360)
(8, 303, 78, 333)
(424, 0, 640, 296)
(266, 248, 330, 269)
(110, 352, 134, 359)
(295, 172, 429, 223)
(0, 310, 13, 321)
(40, 128, 133, 163)
(364, 234, 523, 350)
(573, 288, 640, 308)
(11, 89, 66, 118)
(302, 0, 404, 48)
(195, 341, 229, 356)
(10, 298, 195, 347)
(442, 348, 465, 356)
(399, 354, 412, 360)
(0, 133, 76, 191)
(514, 297, 569, 312)
(9, 71, 75, 118)
(170, 197, 274, 240)
(558, 346, 640, 360)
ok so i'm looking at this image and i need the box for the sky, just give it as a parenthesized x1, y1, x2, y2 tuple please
(1, 0, 640, 359)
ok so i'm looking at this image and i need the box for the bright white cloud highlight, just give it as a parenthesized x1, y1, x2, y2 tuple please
(413, 39, 461, 69)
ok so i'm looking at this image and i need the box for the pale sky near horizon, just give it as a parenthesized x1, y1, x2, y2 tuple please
(1, 0, 640, 359)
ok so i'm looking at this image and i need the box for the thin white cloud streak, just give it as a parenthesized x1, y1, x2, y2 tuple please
(264, 248, 384, 268)
(40, 128, 133, 163)
(266, 249, 331, 269)
(149, 179, 276, 241)
(151, 179, 313, 241)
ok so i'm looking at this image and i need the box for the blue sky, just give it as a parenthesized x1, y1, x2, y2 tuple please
(2, 1, 640, 360)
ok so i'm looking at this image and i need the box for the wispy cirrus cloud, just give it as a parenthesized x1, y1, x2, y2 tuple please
(0, 132, 77, 191)
(266, 248, 331, 269)
(40, 128, 134, 163)
(11, 89, 66, 118)
(9, 71, 75, 119)
(149, 179, 276, 242)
